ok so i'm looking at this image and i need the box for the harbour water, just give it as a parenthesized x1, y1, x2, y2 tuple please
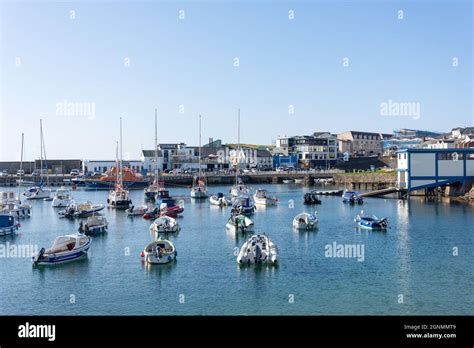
(0, 184, 472, 315)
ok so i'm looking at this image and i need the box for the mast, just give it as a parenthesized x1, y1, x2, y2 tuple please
(236, 108, 240, 185)
(41, 120, 49, 187)
(18, 133, 24, 198)
(115, 141, 119, 188)
(154, 108, 158, 181)
(39, 119, 43, 185)
(198, 114, 202, 178)
(119, 117, 123, 187)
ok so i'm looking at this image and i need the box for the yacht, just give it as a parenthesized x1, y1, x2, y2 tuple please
(51, 187, 73, 207)
(293, 212, 318, 230)
(236, 234, 279, 265)
(253, 188, 278, 206)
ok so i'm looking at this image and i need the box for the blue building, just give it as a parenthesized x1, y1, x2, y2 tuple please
(273, 155, 298, 169)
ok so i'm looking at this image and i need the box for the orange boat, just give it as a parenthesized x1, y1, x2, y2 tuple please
(84, 166, 148, 190)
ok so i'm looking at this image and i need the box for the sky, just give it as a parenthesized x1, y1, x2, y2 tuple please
(0, 0, 472, 161)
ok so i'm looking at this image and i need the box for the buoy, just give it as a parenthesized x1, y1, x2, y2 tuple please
(140, 251, 145, 257)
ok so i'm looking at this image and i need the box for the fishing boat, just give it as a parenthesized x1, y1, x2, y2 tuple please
(81, 216, 108, 235)
(32, 233, 92, 266)
(342, 190, 364, 205)
(253, 188, 278, 206)
(354, 211, 388, 230)
(51, 187, 73, 207)
(125, 205, 148, 217)
(0, 214, 20, 236)
(141, 237, 177, 264)
(293, 212, 318, 230)
(303, 192, 321, 205)
(58, 201, 105, 218)
(108, 118, 132, 209)
(149, 216, 180, 235)
(236, 234, 279, 265)
(190, 114, 209, 199)
(231, 196, 256, 215)
(24, 120, 52, 200)
(144, 109, 162, 200)
(210, 193, 230, 207)
(83, 167, 148, 190)
(282, 179, 294, 184)
(225, 213, 254, 233)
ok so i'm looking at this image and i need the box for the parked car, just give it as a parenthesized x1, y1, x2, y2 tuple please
(16, 169, 25, 175)
(0, 170, 8, 176)
(70, 169, 80, 176)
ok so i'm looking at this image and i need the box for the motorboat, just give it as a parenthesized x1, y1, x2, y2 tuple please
(311, 189, 343, 196)
(83, 167, 148, 190)
(81, 216, 108, 235)
(253, 189, 278, 206)
(354, 211, 388, 230)
(32, 233, 92, 266)
(58, 201, 105, 218)
(294, 178, 304, 184)
(314, 178, 334, 185)
(225, 214, 254, 233)
(236, 234, 279, 265)
(282, 179, 294, 184)
(0, 191, 31, 218)
(230, 182, 250, 198)
(210, 193, 230, 207)
(149, 216, 181, 235)
(231, 196, 256, 216)
(144, 181, 161, 200)
(125, 205, 148, 217)
(51, 187, 73, 207)
(141, 238, 177, 264)
(342, 190, 364, 205)
(24, 185, 52, 200)
(293, 212, 318, 230)
(108, 184, 131, 209)
(0, 213, 20, 236)
(303, 192, 321, 205)
(190, 115, 209, 199)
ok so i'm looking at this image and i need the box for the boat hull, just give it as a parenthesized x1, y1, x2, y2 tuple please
(84, 180, 148, 190)
(32, 239, 92, 265)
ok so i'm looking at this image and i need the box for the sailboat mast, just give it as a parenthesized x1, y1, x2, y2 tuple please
(119, 117, 123, 186)
(236, 108, 240, 184)
(39, 119, 43, 185)
(154, 109, 158, 180)
(115, 141, 119, 186)
(18, 133, 24, 198)
(198, 114, 202, 177)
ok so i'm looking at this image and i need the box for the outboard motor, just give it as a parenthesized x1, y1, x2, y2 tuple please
(255, 244, 262, 263)
(33, 247, 46, 266)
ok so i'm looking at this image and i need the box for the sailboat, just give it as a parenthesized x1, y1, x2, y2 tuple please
(24, 120, 52, 200)
(190, 114, 208, 199)
(107, 118, 132, 209)
(230, 109, 250, 198)
(144, 109, 161, 200)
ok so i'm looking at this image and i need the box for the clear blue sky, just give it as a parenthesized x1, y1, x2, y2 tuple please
(1, 0, 472, 160)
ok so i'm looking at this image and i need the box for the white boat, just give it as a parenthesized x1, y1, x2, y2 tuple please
(51, 187, 73, 207)
(293, 212, 318, 230)
(231, 195, 256, 215)
(0, 213, 20, 236)
(59, 201, 105, 218)
(282, 179, 294, 184)
(81, 215, 108, 235)
(144, 109, 161, 200)
(236, 234, 279, 265)
(141, 238, 177, 264)
(210, 193, 230, 207)
(190, 114, 209, 199)
(0, 191, 31, 218)
(294, 178, 304, 184)
(230, 182, 250, 197)
(253, 188, 278, 206)
(149, 216, 181, 236)
(32, 233, 92, 266)
(108, 118, 131, 209)
(25, 120, 52, 200)
(126, 205, 148, 217)
(225, 214, 254, 233)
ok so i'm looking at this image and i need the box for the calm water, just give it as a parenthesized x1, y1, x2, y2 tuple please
(0, 184, 473, 315)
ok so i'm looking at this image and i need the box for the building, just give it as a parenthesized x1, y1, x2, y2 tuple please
(34, 159, 82, 174)
(83, 160, 145, 174)
(0, 161, 35, 174)
(158, 143, 187, 170)
(140, 150, 163, 174)
(338, 131, 392, 157)
(275, 132, 338, 169)
(396, 148, 474, 191)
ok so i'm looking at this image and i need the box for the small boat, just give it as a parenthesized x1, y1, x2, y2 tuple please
(125, 205, 148, 217)
(294, 178, 304, 184)
(0, 191, 31, 218)
(342, 190, 364, 205)
(225, 214, 254, 233)
(231, 196, 256, 216)
(230, 182, 250, 198)
(149, 216, 181, 235)
(210, 193, 230, 207)
(282, 179, 294, 184)
(24, 186, 52, 200)
(293, 212, 318, 230)
(190, 115, 209, 199)
(0, 214, 19, 236)
(236, 234, 279, 265)
(354, 211, 388, 230)
(141, 238, 177, 264)
(32, 233, 92, 266)
(312, 189, 344, 196)
(81, 216, 108, 235)
(58, 201, 105, 218)
(108, 184, 131, 209)
(314, 178, 334, 185)
(303, 192, 321, 205)
(16, 179, 35, 187)
(253, 189, 278, 206)
(51, 187, 73, 207)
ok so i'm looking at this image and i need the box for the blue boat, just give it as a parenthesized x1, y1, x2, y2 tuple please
(32, 233, 92, 265)
(231, 196, 256, 216)
(0, 214, 19, 236)
(342, 190, 363, 205)
(354, 212, 388, 230)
